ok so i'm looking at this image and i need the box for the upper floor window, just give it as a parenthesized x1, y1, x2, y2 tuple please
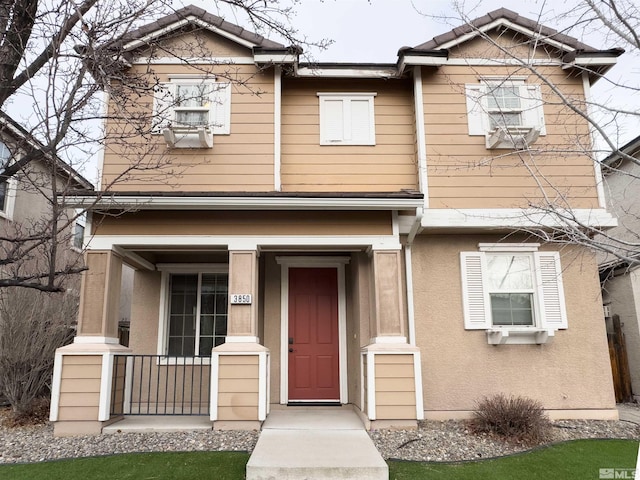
(318, 93, 376, 145)
(0, 141, 15, 219)
(465, 78, 546, 149)
(460, 244, 567, 344)
(152, 77, 231, 137)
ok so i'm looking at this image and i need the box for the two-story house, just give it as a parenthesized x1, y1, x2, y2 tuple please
(50, 6, 622, 436)
(0, 112, 93, 289)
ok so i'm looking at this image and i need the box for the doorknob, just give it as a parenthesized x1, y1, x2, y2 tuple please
(289, 348, 294, 353)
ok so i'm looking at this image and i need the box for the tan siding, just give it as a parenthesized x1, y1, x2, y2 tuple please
(103, 61, 275, 192)
(57, 356, 102, 421)
(92, 211, 393, 236)
(217, 356, 259, 421)
(422, 64, 598, 209)
(281, 78, 418, 192)
(374, 354, 416, 420)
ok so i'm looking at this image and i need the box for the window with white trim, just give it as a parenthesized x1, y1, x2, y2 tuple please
(152, 78, 231, 135)
(318, 93, 376, 145)
(465, 78, 545, 149)
(71, 212, 85, 250)
(460, 244, 567, 344)
(166, 272, 228, 356)
(0, 141, 15, 219)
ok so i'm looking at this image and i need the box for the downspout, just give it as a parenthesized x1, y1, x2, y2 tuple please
(274, 66, 282, 191)
(405, 207, 423, 346)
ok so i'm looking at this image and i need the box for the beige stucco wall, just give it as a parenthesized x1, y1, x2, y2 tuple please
(130, 270, 162, 354)
(412, 234, 615, 413)
(281, 77, 418, 192)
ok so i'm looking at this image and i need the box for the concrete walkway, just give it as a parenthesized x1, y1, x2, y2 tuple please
(246, 407, 388, 480)
(617, 404, 640, 425)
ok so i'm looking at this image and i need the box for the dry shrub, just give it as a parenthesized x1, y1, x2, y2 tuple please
(470, 393, 552, 445)
(0, 288, 76, 422)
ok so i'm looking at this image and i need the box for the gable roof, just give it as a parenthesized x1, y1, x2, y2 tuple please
(0, 112, 93, 190)
(117, 4, 285, 52)
(399, 8, 623, 79)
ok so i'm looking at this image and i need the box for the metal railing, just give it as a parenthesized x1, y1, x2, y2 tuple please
(110, 355, 211, 416)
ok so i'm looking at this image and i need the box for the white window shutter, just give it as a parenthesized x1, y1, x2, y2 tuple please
(210, 82, 231, 135)
(321, 98, 345, 143)
(460, 252, 491, 329)
(465, 84, 486, 136)
(522, 85, 546, 135)
(534, 251, 568, 329)
(350, 98, 375, 145)
(152, 83, 173, 134)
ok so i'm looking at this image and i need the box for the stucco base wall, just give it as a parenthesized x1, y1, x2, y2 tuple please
(412, 235, 616, 414)
(423, 409, 619, 421)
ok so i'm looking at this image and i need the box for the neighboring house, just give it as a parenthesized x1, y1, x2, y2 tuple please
(599, 135, 640, 402)
(0, 112, 93, 289)
(50, 6, 623, 436)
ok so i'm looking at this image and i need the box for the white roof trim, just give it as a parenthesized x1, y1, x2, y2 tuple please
(67, 195, 423, 211)
(122, 15, 258, 52)
(435, 18, 576, 53)
(296, 66, 398, 79)
(562, 56, 618, 69)
(400, 55, 447, 67)
(422, 208, 617, 230)
(132, 56, 255, 65)
(254, 53, 298, 64)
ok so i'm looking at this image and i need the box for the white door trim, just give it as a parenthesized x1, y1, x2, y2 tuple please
(276, 256, 350, 404)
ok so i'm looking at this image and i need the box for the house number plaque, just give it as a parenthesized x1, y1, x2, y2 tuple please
(230, 294, 252, 304)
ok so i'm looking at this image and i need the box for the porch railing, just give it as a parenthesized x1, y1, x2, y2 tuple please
(110, 355, 211, 416)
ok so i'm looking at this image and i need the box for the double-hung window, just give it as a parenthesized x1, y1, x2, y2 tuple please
(460, 244, 567, 344)
(465, 78, 546, 149)
(318, 93, 376, 145)
(0, 141, 16, 220)
(164, 271, 228, 357)
(152, 77, 231, 135)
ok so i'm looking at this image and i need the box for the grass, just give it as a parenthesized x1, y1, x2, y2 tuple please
(0, 451, 250, 480)
(0, 439, 636, 480)
(389, 439, 639, 480)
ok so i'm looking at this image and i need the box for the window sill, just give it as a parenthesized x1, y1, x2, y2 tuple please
(486, 327, 555, 345)
(162, 127, 213, 148)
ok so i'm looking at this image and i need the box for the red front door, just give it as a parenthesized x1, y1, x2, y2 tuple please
(288, 267, 340, 401)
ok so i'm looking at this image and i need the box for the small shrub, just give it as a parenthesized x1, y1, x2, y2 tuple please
(470, 393, 552, 445)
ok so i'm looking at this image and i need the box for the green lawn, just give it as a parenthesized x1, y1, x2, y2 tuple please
(389, 439, 639, 480)
(0, 439, 637, 480)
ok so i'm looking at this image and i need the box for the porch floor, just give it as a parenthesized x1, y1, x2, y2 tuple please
(102, 415, 211, 434)
(247, 406, 387, 480)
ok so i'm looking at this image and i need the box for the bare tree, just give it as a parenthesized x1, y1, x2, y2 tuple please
(0, 0, 327, 292)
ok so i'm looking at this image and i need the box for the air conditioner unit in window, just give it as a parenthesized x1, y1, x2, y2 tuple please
(162, 126, 213, 149)
(486, 126, 540, 150)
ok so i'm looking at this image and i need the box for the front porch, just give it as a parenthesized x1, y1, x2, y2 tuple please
(49, 208, 425, 435)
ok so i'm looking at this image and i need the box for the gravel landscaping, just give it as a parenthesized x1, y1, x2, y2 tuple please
(1, 407, 639, 464)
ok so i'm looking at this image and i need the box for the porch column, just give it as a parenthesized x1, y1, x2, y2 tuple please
(50, 250, 131, 437)
(211, 249, 269, 430)
(362, 247, 423, 429)
(370, 249, 406, 342)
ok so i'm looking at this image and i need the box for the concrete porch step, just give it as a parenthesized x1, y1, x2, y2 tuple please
(102, 415, 212, 434)
(246, 407, 388, 480)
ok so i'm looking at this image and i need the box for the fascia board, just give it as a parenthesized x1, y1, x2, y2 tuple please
(66, 195, 424, 211)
